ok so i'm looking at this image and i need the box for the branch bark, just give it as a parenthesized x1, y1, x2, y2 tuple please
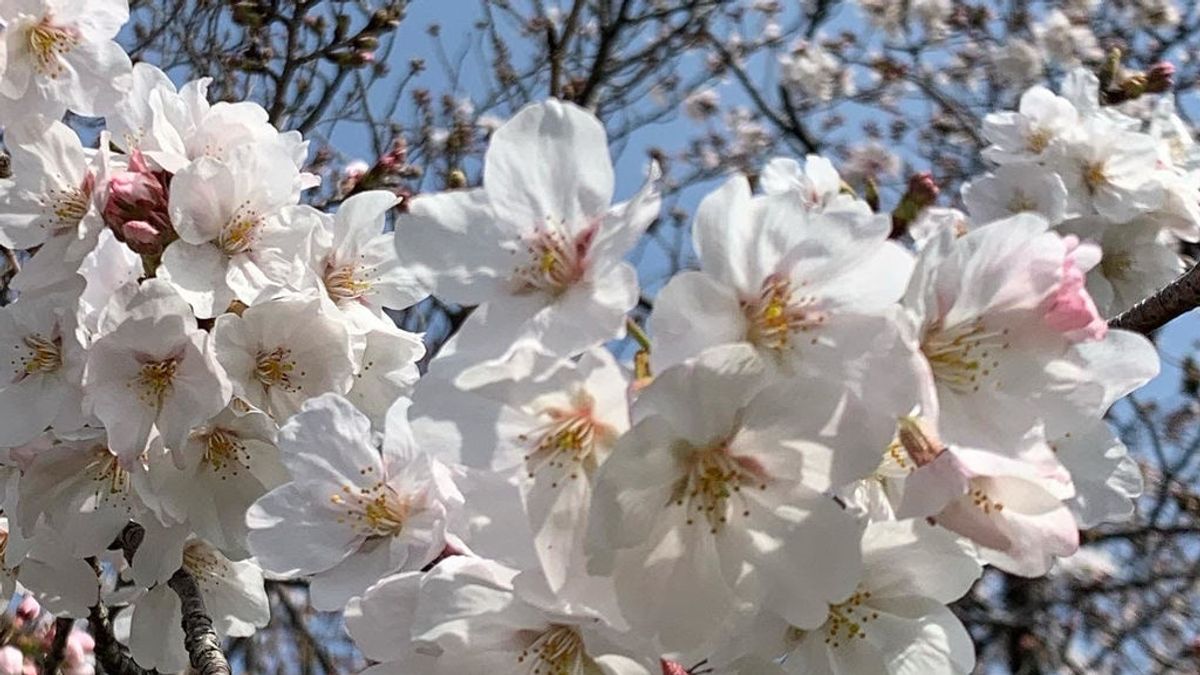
(41, 617, 75, 675)
(88, 602, 154, 675)
(1108, 261, 1200, 335)
(167, 568, 231, 675)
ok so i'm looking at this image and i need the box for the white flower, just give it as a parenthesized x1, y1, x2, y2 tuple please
(1046, 119, 1165, 223)
(1059, 217, 1183, 316)
(159, 144, 314, 318)
(346, 326, 424, 428)
(1035, 9, 1103, 66)
(312, 190, 426, 329)
(903, 214, 1111, 449)
(143, 405, 286, 559)
(348, 556, 654, 675)
(962, 164, 1070, 225)
(649, 175, 921, 394)
(759, 155, 871, 216)
(246, 394, 463, 611)
(0, 277, 88, 447)
(895, 418, 1079, 576)
(15, 433, 145, 557)
(84, 280, 231, 463)
(0, 517, 99, 618)
(211, 296, 354, 421)
(992, 38, 1043, 87)
(982, 85, 1079, 165)
(0, 118, 100, 253)
(127, 539, 268, 673)
(412, 346, 630, 593)
(779, 42, 841, 102)
(719, 521, 980, 675)
(395, 100, 661, 373)
(139, 75, 310, 176)
(0, 0, 132, 119)
(587, 345, 895, 656)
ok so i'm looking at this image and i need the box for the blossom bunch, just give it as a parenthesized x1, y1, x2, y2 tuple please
(0, 1, 1178, 674)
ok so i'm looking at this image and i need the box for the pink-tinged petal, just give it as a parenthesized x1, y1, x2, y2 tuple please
(1042, 236, 1107, 341)
(896, 450, 972, 520)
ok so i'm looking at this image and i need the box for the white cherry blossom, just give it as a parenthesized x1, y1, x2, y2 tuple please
(395, 100, 661, 372)
(0, 0, 132, 119)
(246, 394, 464, 611)
(211, 296, 354, 421)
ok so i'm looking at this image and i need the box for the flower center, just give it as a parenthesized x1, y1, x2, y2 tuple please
(742, 275, 827, 352)
(324, 261, 374, 302)
(86, 447, 132, 507)
(218, 203, 263, 255)
(44, 175, 94, 234)
(517, 625, 588, 675)
(518, 392, 613, 488)
(1006, 192, 1037, 214)
(198, 428, 250, 478)
(27, 15, 80, 79)
(329, 469, 418, 538)
(12, 333, 62, 381)
(921, 319, 1009, 394)
(668, 442, 769, 534)
(822, 587, 878, 648)
(512, 222, 593, 296)
(1101, 250, 1134, 280)
(135, 357, 178, 409)
(1083, 161, 1109, 192)
(255, 346, 300, 392)
(1026, 128, 1052, 153)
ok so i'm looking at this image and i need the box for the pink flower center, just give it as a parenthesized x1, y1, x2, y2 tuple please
(512, 222, 595, 296)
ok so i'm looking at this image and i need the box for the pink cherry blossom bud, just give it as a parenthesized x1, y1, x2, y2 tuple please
(102, 150, 175, 255)
(1043, 235, 1107, 342)
(63, 629, 95, 674)
(660, 660, 689, 675)
(1146, 61, 1175, 93)
(15, 596, 41, 624)
(0, 647, 22, 675)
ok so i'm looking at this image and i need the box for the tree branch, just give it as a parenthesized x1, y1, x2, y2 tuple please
(88, 602, 154, 675)
(41, 617, 75, 675)
(1108, 261, 1200, 334)
(167, 569, 231, 675)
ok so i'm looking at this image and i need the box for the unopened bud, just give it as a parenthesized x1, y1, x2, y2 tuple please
(890, 171, 939, 239)
(1146, 61, 1175, 94)
(896, 416, 945, 467)
(446, 168, 467, 189)
(103, 150, 176, 256)
(660, 660, 689, 675)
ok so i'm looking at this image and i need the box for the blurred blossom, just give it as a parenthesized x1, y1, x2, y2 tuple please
(683, 88, 720, 121)
(911, 0, 952, 37)
(993, 38, 1044, 87)
(1036, 9, 1104, 65)
(842, 141, 902, 183)
(0, 648, 21, 675)
(779, 40, 841, 102)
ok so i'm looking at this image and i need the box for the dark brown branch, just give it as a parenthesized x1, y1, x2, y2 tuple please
(167, 568, 231, 675)
(41, 617, 75, 675)
(1108, 261, 1200, 335)
(88, 602, 154, 675)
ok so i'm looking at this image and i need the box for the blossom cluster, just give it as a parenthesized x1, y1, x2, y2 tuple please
(0, 1, 1179, 674)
